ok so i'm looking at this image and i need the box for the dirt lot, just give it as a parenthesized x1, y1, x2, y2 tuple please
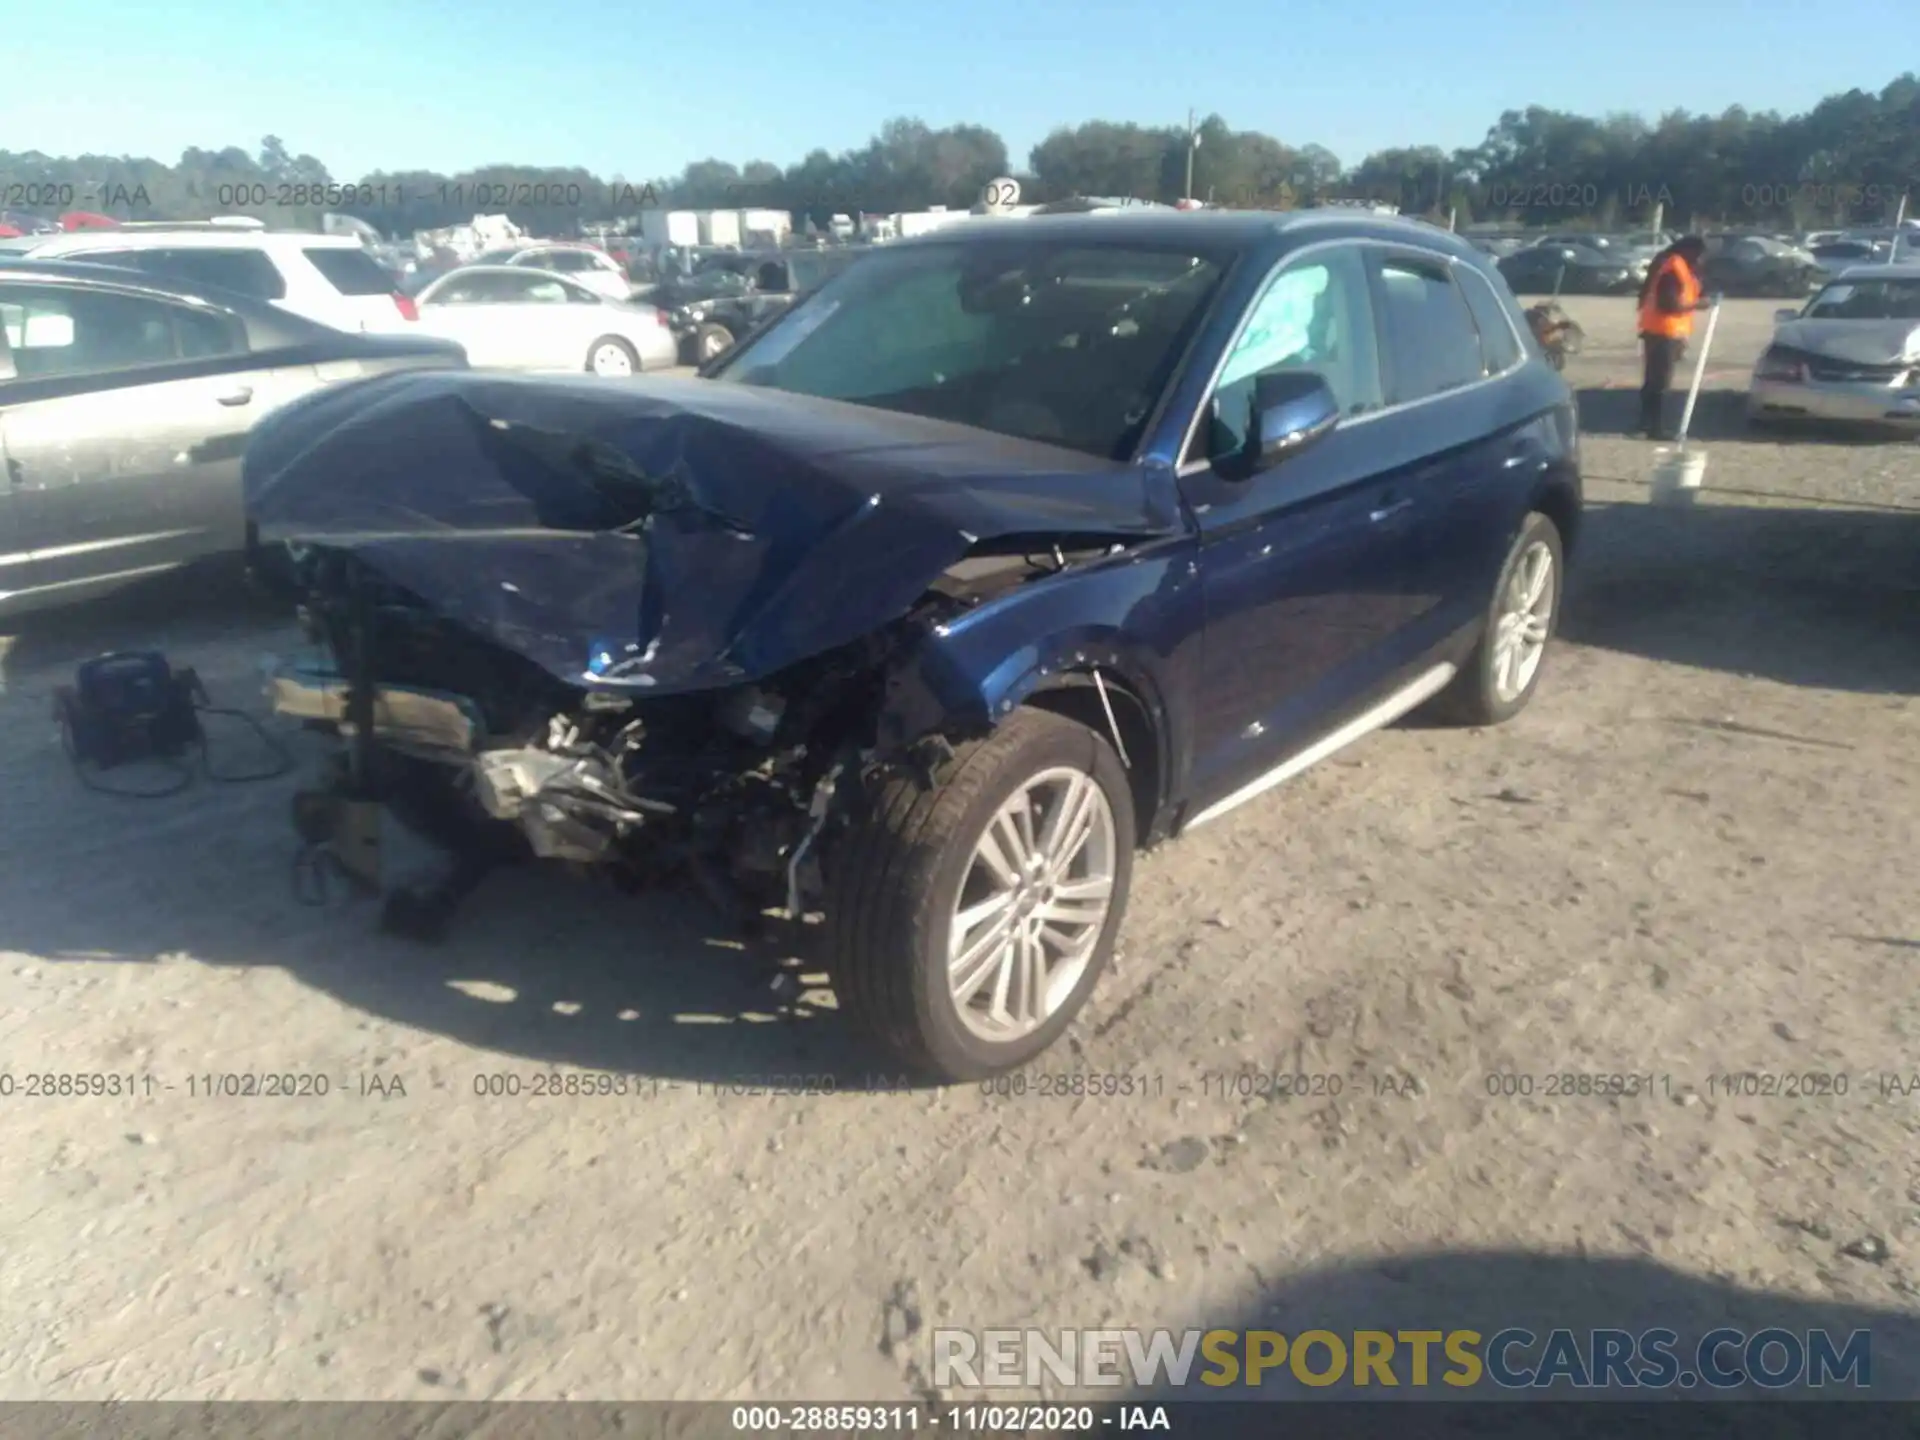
(2, 298, 1917, 1404)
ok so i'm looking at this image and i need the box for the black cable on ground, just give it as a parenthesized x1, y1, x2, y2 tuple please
(62, 702, 297, 798)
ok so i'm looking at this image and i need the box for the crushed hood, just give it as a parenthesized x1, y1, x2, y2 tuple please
(1772, 319, 1920, 367)
(244, 370, 1179, 693)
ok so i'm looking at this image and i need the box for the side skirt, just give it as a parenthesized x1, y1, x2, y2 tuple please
(1179, 662, 1458, 833)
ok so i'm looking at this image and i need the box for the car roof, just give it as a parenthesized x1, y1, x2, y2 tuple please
(3, 228, 364, 253)
(885, 207, 1485, 261)
(1830, 262, 1920, 281)
(0, 256, 325, 337)
(426, 264, 576, 282)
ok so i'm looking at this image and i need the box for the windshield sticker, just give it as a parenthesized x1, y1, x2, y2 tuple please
(1218, 267, 1329, 389)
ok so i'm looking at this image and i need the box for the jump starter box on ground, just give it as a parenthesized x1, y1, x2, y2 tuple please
(54, 652, 205, 769)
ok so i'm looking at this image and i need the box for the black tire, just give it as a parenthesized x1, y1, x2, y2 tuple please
(585, 335, 639, 376)
(825, 707, 1136, 1082)
(1427, 510, 1565, 727)
(694, 323, 734, 364)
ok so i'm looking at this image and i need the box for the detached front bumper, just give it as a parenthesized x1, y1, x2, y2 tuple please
(1748, 377, 1920, 428)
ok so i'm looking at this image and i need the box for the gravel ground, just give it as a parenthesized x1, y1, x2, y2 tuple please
(1, 299, 1917, 1403)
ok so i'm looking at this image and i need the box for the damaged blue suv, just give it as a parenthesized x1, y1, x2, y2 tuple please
(248, 210, 1580, 1082)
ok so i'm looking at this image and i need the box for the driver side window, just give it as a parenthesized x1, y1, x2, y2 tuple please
(1194, 246, 1382, 463)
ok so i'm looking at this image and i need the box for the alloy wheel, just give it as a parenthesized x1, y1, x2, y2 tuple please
(947, 766, 1117, 1042)
(1491, 540, 1555, 703)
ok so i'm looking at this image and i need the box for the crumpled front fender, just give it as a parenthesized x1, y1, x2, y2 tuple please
(875, 538, 1200, 790)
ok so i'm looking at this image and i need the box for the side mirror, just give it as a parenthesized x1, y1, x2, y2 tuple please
(1252, 371, 1340, 467)
(1774, 307, 1801, 323)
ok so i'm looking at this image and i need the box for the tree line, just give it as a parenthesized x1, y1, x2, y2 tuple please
(2, 74, 1913, 241)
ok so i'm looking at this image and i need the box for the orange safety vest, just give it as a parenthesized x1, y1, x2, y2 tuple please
(1637, 254, 1701, 339)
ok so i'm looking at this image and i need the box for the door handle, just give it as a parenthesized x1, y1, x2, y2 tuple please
(1369, 497, 1414, 524)
(216, 387, 254, 407)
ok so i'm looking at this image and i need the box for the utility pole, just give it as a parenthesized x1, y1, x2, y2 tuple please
(1184, 108, 1199, 203)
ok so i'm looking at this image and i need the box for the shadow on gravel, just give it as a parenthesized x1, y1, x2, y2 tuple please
(0, 579, 903, 1092)
(1104, 1249, 1920, 1435)
(1576, 385, 1918, 445)
(1559, 499, 1920, 695)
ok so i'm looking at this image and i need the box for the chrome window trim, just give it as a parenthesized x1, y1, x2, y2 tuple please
(1176, 237, 1523, 474)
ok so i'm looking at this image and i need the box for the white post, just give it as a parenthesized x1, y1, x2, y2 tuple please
(1675, 300, 1721, 452)
(1651, 200, 1665, 236)
(1448, 205, 1457, 232)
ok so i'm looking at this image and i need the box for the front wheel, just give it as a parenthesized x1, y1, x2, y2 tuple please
(1427, 510, 1565, 727)
(825, 708, 1136, 1082)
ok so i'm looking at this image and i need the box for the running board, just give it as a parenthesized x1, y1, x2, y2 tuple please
(1181, 662, 1457, 832)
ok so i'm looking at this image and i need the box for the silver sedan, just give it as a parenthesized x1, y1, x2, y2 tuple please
(1747, 265, 1920, 431)
(413, 266, 679, 376)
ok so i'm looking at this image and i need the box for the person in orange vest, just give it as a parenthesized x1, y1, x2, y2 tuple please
(1634, 235, 1718, 439)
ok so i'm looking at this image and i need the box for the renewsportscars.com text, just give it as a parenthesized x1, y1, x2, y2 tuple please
(932, 1326, 1873, 1390)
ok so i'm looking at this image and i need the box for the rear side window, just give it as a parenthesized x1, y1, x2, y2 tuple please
(128, 248, 287, 300)
(302, 246, 397, 296)
(1453, 265, 1524, 374)
(0, 282, 244, 379)
(1373, 258, 1485, 404)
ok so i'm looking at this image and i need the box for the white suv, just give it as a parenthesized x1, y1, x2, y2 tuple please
(474, 243, 633, 301)
(0, 224, 420, 333)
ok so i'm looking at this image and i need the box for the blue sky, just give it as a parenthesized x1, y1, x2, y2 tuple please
(8, 0, 1910, 181)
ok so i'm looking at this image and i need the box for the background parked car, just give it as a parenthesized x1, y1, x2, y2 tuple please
(471, 243, 634, 301)
(1699, 234, 1822, 296)
(411, 265, 677, 375)
(0, 224, 423, 333)
(1747, 263, 1920, 432)
(1497, 242, 1637, 295)
(0, 258, 466, 615)
(648, 246, 872, 362)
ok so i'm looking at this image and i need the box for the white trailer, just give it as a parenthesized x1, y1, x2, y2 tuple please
(738, 208, 792, 246)
(895, 208, 975, 239)
(699, 209, 742, 248)
(637, 209, 700, 248)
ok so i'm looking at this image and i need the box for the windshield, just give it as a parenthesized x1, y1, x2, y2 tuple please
(1803, 278, 1920, 320)
(708, 240, 1227, 459)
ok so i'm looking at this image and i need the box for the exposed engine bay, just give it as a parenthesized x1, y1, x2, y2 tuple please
(271, 542, 1105, 932)
(243, 369, 1177, 935)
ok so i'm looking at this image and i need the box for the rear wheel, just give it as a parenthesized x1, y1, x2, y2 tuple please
(586, 336, 638, 376)
(1428, 511, 1564, 727)
(826, 708, 1136, 1082)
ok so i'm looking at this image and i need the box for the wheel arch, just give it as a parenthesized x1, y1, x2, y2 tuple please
(1022, 664, 1169, 848)
(875, 627, 1180, 849)
(1529, 472, 1582, 561)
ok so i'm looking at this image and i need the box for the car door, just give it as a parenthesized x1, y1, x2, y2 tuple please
(493, 273, 589, 368)
(416, 271, 513, 365)
(1384, 254, 1544, 649)
(0, 279, 298, 599)
(1177, 242, 1426, 812)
